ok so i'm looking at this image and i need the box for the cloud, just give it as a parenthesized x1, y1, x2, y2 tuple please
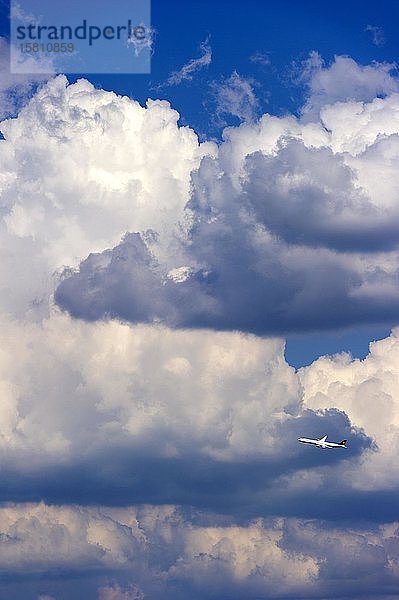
(249, 51, 271, 67)
(163, 38, 211, 86)
(2, 55, 399, 598)
(0, 74, 215, 318)
(2, 70, 398, 333)
(98, 584, 144, 600)
(300, 52, 399, 119)
(0, 59, 391, 522)
(300, 327, 399, 491)
(55, 222, 399, 335)
(242, 142, 399, 252)
(127, 25, 156, 58)
(56, 92, 399, 333)
(2, 503, 399, 600)
(365, 25, 385, 47)
(0, 305, 379, 519)
(210, 71, 260, 124)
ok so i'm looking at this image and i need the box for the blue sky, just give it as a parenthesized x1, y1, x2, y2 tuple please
(85, 0, 399, 122)
(1, 0, 399, 599)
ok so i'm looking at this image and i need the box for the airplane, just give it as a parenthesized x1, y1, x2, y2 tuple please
(298, 435, 347, 449)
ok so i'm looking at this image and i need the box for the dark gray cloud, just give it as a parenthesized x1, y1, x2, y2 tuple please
(55, 232, 218, 327)
(55, 217, 399, 336)
(56, 233, 165, 323)
(243, 142, 399, 252)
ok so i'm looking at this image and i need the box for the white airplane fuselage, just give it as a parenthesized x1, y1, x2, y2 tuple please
(298, 435, 347, 449)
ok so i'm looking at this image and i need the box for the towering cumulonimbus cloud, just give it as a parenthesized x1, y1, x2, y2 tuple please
(37, 71, 399, 334)
(2, 60, 399, 333)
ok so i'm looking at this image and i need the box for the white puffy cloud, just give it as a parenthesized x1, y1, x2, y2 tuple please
(320, 93, 399, 158)
(300, 52, 399, 119)
(0, 74, 215, 317)
(1, 75, 211, 260)
(167, 518, 318, 597)
(0, 311, 299, 463)
(0, 502, 140, 572)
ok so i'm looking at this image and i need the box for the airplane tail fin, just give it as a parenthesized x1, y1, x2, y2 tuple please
(340, 440, 347, 447)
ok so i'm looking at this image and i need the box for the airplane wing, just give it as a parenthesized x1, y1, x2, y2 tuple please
(318, 435, 328, 442)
